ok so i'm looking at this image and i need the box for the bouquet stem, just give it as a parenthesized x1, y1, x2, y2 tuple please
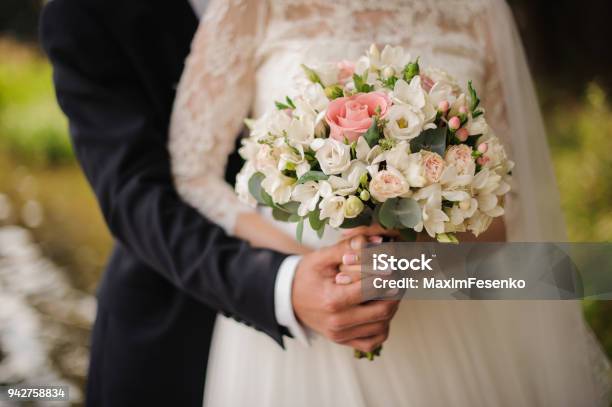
(354, 345, 382, 360)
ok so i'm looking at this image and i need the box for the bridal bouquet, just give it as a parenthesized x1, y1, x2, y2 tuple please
(236, 44, 513, 244)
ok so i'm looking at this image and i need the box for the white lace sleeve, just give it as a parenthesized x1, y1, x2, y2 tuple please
(169, 0, 267, 234)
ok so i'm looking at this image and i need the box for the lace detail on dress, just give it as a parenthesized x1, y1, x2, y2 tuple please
(169, 0, 266, 233)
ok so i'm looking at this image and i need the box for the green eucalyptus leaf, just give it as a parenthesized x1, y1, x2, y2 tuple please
(378, 198, 422, 230)
(296, 171, 329, 184)
(278, 201, 300, 214)
(248, 172, 274, 207)
(409, 126, 447, 156)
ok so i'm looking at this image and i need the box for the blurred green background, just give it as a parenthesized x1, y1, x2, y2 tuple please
(0, 0, 611, 403)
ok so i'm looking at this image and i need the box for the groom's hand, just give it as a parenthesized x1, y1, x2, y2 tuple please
(292, 236, 400, 353)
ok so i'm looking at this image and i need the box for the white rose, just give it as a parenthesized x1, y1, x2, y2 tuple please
(319, 195, 346, 228)
(369, 166, 410, 202)
(315, 138, 351, 175)
(291, 180, 332, 216)
(476, 135, 507, 170)
(445, 144, 476, 176)
(261, 168, 294, 205)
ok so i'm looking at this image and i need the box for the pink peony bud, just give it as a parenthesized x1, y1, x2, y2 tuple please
(448, 116, 461, 130)
(437, 100, 450, 113)
(477, 143, 488, 153)
(458, 106, 468, 115)
(477, 156, 490, 166)
(456, 127, 469, 142)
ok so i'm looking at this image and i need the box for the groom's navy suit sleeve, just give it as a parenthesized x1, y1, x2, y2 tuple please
(40, 0, 288, 343)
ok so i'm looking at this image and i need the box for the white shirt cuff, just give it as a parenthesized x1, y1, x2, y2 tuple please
(274, 255, 310, 346)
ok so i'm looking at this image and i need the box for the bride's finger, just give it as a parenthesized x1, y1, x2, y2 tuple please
(336, 264, 362, 284)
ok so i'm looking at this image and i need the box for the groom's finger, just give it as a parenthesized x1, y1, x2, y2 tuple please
(330, 300, 399, 331)
(334, 321, 388, 343)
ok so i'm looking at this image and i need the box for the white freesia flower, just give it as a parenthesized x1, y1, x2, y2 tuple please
(355, 44, 410, 75)
(392, 77, 426, 108)
(261, 168, 295, 205)
(315, 138, 351, 175)
(369, 166, 410, 202)
(448, 198, 478, 226)
(312, 63, 340, 87)
(467, 209, 493, 236)
(466, 115, 488, 136)
(412, 184, 450, 238)
(286, 116, 315, 147)
(421, 67, 460, 91)
(319, 195, 346, 228)
(439, 165, 472, 202)
(249, 109, 292, 141)
(383, 144, 427, 188)
(328, 160, 368, 196)
(355, 136, 383, 164)
(428, 80, 457, 106)
(292, 180, 332, 216)
(471, 168, 505, 218)
(302, 83, 329, 112)
(277, 143, 309, 177)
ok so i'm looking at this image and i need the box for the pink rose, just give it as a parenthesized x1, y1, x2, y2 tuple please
(422, 151, 445, 183)
(337, 60, 355, 84)
(326, 92, 391, 142)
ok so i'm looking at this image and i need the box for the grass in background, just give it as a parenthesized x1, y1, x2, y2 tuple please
(0, 38, 110, 292)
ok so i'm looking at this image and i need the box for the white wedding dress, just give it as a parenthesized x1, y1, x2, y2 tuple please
(169, 0, 611, 405)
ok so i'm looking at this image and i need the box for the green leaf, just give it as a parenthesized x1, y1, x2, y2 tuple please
(296, 171, 329, 184)
(436, 232, 459, 244)
(340, 207, 373, 229)
(378, 198, 422, 229)
(285, 96, 296, 109)
(403, 58, 420, 82)
(363, 117, 381, 148)
(277, 201, 300, 214)
(380, 76, 399, 90)
(316, 225, 325, 239)
(468, 81, 480, 113)
(353, 73, 374, 93)
(248, 172, 274, 207)
(275, 101, 291, 110)
(308, 209, 325, 231)
(399, 228, 418, 241)
(296, 218, 305, 243)
(409, 126, 447, 157)
(301, 64, 322, 85)
(272, 207, 292, 222)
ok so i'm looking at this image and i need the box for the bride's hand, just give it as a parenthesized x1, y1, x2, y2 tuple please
(340, 223, 399, 242)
